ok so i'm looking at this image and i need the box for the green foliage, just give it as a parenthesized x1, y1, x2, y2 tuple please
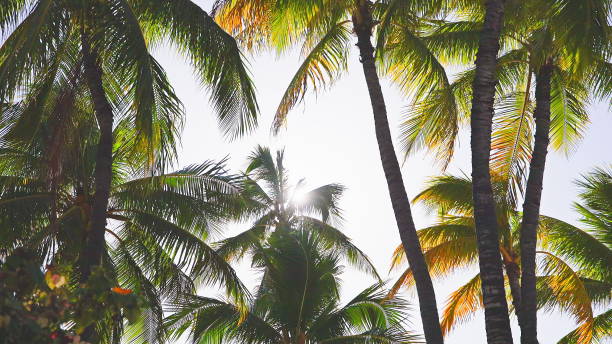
(391, 168, 612, 341)
(216, 145, 378, 278)
(167, 230, 421, 344)
(0, 249, 141, 344)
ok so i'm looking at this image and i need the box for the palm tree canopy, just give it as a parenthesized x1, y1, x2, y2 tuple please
(167, 229, 421, 344)
(0, 106, 251, 342)
(216, 145, 379, 278)
(0, 0, 259, 144)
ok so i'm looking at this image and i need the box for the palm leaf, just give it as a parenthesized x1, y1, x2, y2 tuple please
(272, 22, 351, 131)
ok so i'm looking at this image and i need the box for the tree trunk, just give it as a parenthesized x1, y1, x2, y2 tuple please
(80, 34, 114, 281)
(519, 61, 553, 344)
(469, 0, 513, 342)
(79, 31, 115, 343)
(504, 260, 522, 320)
(352, 2, 443, 343)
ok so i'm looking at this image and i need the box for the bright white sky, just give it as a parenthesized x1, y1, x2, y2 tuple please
(156, 1, 612, 342)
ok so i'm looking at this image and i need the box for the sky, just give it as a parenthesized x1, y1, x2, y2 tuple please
(155, 1, 612, 342)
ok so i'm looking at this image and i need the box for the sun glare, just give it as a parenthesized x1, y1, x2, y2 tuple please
(291, 188, 310, 206)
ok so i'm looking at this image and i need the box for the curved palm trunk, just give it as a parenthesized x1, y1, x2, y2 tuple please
(352, 2, 443, 343)
(469, 0, 513, 342)
(79, 34, 114, 281)
(519, 61, 553, 344)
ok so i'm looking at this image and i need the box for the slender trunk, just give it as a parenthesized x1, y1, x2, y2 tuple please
(79, 33, 114, 281)
(352, 2, 443, 343)
(504, 260, 522, 319)
(79, 31, 115, 343)
(519, 61, 553, 344)
(469, 0, 513, 342)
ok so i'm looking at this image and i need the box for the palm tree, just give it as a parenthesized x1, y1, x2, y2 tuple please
(212, 2, 444, 341)
(517, 3, 610, 342)
(0, 104, 250, 343)
(0, 0, 259, 286)
(216, 145, 378, 277)
(166, 229, 421, 344)
(389, 169, 612, 343)
(467, 0, 514, 340)
(391, 2, 610, 341)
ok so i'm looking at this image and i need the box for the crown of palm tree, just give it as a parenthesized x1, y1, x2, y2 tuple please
(393, 0, 610, 192)
(167, 229, 421, 344)
(216, 145, 379, 279)
(1, 0, 259, 143)
(0, 105, 252, 343)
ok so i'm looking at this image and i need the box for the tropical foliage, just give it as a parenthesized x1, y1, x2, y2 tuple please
(167, 229, 420, 344)
(0, 0, 609, 343)
(0, 104, 251, 342)
(389, 168, 612, 343)
(216, 145, 378, 277)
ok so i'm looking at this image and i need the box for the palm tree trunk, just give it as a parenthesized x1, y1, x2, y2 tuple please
(352, 2, 443, 343)
(519, 61, 553, 344)
(79, 33, 114, 281)
(504, 261, 522, 320)
(469, 0, 513, 342)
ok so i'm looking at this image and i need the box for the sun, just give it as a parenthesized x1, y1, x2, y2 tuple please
(290, 187, 310, 206)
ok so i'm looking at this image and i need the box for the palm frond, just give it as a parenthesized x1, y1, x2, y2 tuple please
(549, 66, 590, 154)
(272, 22, 351, 132)
(557, 309, 612, 344)
(440, 273, 482, 336)
(296, 216, 379, 280)
(135, 0, 259, 138)
(536, 251, 593, 324)
(290, 183, 345, 223)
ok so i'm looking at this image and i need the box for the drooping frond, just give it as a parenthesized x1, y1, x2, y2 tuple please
(419, 20, 482, 66)
(212, 0, 274, 51)
(272, 22, 351, 132)
(295, 216, 379, 279)
(549, 66, 590, 155)
(0, 0, 67, 102)
(490, 91, 534, 206)
(135, 0, 260, 138)
(536, 252, 593, 325)
(399, 49, 529, 167)
(557, 309, 612, 344)
(399, 82, 459, 169)
(382, 20, 451, 102)
(440, 273, 482, 336)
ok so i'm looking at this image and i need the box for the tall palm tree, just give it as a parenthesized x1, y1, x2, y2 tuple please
(467, 0, 513, 340)
(0, 102, 250, 343)
(518, 3, 610, 342)
(166, 229, 421, 344)
(212, 2, 444, 341)
(0, 0, 259, 285)
(216, 145, 378, 277)
(389, 169, 612, 343)
(390, 2, 610, 341)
